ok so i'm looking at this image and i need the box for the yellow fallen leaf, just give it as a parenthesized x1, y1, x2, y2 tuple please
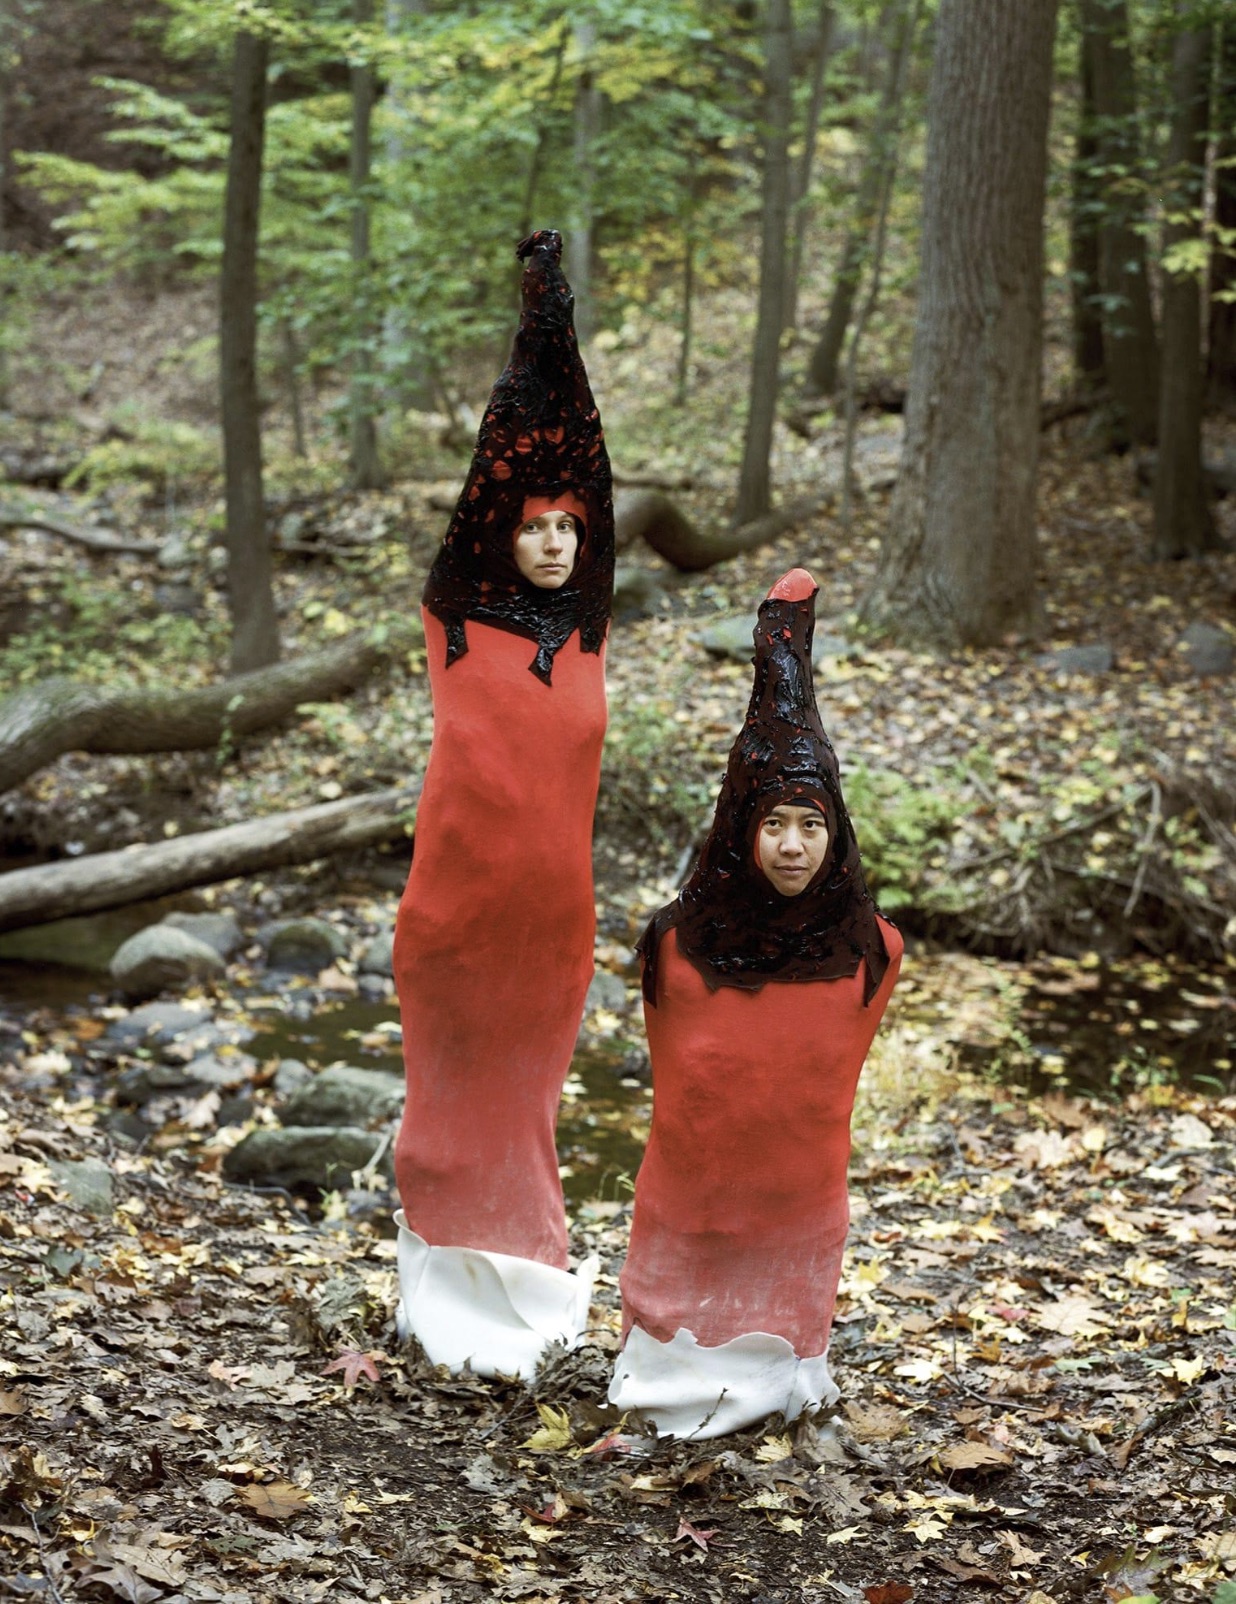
(521, 1402, 573, 1452)
(1144, 1526, 1177, 1543)
(1034, 1295, 1110, 1337)
(772, 1516, 803, 1534)
(826, 1525, 863, 1545)
(938, 1442, 1014, 1471)
(1198, 1532, 1236, 1561)
(755, 1433, 794, 1463)
(905, 1515, 950, 1543)
(1171, 1354, 1206, 1385)
(238, 1481, 312, 1521)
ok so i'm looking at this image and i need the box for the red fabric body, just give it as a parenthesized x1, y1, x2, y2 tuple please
(621, 917, 903, 1355)
(393, 609, 607, 1269)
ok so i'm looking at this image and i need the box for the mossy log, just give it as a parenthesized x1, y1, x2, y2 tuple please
(0, 622, 422, 796)
(0, 786, 419, 933)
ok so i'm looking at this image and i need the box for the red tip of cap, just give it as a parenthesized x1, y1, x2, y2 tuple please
(766, 567, 817, 602)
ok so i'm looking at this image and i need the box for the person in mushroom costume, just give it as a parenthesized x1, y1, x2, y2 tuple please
(609, 568, 902, 1438)
(392, 230, 612, 1378)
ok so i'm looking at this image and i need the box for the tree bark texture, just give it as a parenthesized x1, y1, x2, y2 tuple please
(804, 0, 911, 398)
(1208, 21, 1236, 412)
(1070, 30, 1106, 387)
(735, 0, 794, 526)
(349, 0, 383, 490)
(567, 16, 601, 346)
(0, 624, 421, 796)
(863, 0, 1058, 647)
(784, 0, 834, 331)
(1152, 23, 1216, 560)
(0, 787, 420, 934)
(1080, 0, 1159, 446)
(382, 0, 434, 411)
(220, 30, 280, 674)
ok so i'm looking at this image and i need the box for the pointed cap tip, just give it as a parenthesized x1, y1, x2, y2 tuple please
(766, 567, 817, 603)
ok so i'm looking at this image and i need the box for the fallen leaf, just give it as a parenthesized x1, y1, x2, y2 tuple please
(1034, 1294, 1110, 1337)
(521, 1401, 573, 1452)
(938, 1442, 1014, 1472)
(864, 1586, 913, 1604)
(238, 1481, 313, 1521)
(844, 1401, 907, 1442)
(208, 1359, 250, 1387)
(826, 1525, 864, 1544)
(1000, 1529, 1045, 1566)
(86, 1563, 162, 1604)
(905, 1515, 950, 1543)
(772, 1515, 803, 1534)
(755, 1432, 793, 1463)
(674, 1517, 720, 1551)
(0, 1387, 27, 1415)
(1170, 1354, 1206, 1385)
(322, 1349, 381, 1387)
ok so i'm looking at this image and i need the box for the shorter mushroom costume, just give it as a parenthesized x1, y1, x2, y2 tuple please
(609, 568, 902, 1438)
(392, 231, 612, 1378)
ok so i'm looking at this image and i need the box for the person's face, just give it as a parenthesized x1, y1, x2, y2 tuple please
(756, 803, 830, 897)
(513, 510, 579, 588)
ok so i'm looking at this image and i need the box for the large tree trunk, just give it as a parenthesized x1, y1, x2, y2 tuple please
(735, 0, 794, 525)
(804, 0, 912, 399)
(566, 16, 601, 346)
(1152, 22, 1216, 560)
(1208, 21, 1236, 413)
(349, 0, 383, 490)
(1080, 0, 1159, 447)
(220, 30, 280, 674)
(862, 0, 1058, 647)
(1070, 29, 1106, 389)
(0, 624, 420, 796)
(0, 788, 419, 934)
(784, 0, 835, 332)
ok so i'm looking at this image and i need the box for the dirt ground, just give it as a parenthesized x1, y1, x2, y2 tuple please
(3, 1034, 1235, 1604)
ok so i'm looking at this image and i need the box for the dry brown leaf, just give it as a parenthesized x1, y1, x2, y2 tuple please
(844, 1400, 908, 1442)
(938, 1441, 1014, 1471)
(1033, 1294, 1110, 1337)
(238, 1480, 313, 1521)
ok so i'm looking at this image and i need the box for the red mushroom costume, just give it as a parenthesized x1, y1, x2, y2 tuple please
(609, 569, 902, 1437)
(392, 230, 612, 1378)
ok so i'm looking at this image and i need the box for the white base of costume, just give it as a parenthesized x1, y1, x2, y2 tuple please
(607, 1324, 839, 1440)
(394, 1212, 597, 1380)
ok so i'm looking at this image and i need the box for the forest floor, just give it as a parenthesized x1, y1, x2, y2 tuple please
(2, 277, 1236, 1601)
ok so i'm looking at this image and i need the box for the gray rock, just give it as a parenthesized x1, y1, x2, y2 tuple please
(223, 1126, 393, 1189)
(157, 1016, 254, 1065)
(49, 1158, 114, 1215)
(1180, 622, 1233, 677)
(109, 925, 226, 1000)
(263, 918, 349, 975)
(280, 1063, 404, 1128)
(358, 972, 392, 999)
(273, 1058, 314, 1099)
(162, 910, 244, 959)
(1036, 644, 1114, 675)
(157, 533, 194, 570)
(359, 928, 395, 977)
(105, 1001, 211, 1049)
(586, 970, 628, 1013)
(697, 616, 754, 662)
(153, 582, 201, 617)
(115, 1049, 258, 1106)
(613, 566, 667, 624)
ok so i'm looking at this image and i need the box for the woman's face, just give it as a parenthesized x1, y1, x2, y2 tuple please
(513, 510, 579, 588)
(756, 802, 830, 897)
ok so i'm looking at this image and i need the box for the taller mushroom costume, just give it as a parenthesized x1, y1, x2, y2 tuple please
(392, 230, 612, 1378)
(609, 568, 902, 1438)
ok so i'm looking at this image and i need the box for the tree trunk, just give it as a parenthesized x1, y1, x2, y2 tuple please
(735, 0, 794, 526)
(0, 788, 420, 934)
(784, 0, 835, 332)
(0, 623, 421, 796)
(567, 15, 601, 345)
(382, 0, 434, 412)
(1208, 21, 1236, 412)
(804, 0, 913, 398)
(1070, 28, 1106, 388)
(349, 0, 383, 490)
(1152, 22, 1216, 560)
(1080, 0, 1159, 447)
(615, 487, 821, 573)
(220, 30, 280, 673)
(517, 22, 570, 248)
(280, 318, 307, 458)
(0, 504, 160, 555)
(862, 0, 1058, 647)
(675, 213, 695, 406)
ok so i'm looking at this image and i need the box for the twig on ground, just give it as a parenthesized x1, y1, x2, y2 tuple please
(1123, 780, 1163, 917)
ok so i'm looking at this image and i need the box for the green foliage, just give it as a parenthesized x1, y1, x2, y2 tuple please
(845, 762, 961, 912)
(66, 411, 219, 493)
(600, 691, 716, 851)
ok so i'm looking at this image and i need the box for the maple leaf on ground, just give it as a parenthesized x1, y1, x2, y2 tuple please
(864, 1585, 914, 1604)
(238, 1481, 313, 1521)
(87, 1562, 162, 1604)
(938, 1441, 1014, 1471)
(322, 1349, 381, 1387)
(674, 1517, 720, 1551)
(521, 1402, 574, 1451)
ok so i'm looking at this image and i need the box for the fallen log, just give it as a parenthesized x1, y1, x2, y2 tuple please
(616, 488, 824, 572)
(0, 786, 419, 933)
(0, 621, 422, 796)
(0, 504, 162, 556)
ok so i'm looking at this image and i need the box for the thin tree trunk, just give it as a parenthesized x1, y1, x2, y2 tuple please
(862, 0, 1058, 647)
(840, 0, 920, 529)
(567, 15, 601, 344)
(784, 0, 835, 332)
(1208, 21, 1236, 412)
(1080, 0, 1159, 446)
(675, 214, 695, 406)
(1153, 22, 1216, 559)
(805, 0, 912, 398)
(382, 0, 434, 412)
(220, 29, 280, 673)
(281, 318, 307, 459)
(349, 0, 383, 490)
(517, 20, 570, 247)
(735, 0, 794, 526)
(1070, 28, 1106, 388)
